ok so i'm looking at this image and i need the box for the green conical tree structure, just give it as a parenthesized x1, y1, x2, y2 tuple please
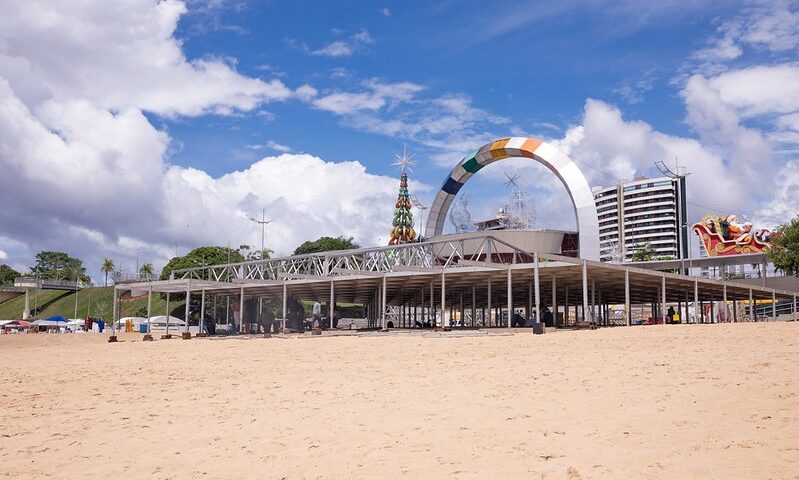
(389, 171, 416, 245)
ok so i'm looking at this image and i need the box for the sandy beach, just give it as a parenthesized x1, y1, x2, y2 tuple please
(1, 323, 798, 479)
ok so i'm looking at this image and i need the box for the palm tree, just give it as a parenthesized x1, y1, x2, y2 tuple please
(101, 258, 115, 286)
(139, 263, 154, 281)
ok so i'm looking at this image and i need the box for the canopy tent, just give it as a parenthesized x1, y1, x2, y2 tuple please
(45, 315, 68, 322)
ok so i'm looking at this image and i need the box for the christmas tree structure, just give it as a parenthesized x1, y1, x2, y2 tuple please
(389, 148, 417, 245)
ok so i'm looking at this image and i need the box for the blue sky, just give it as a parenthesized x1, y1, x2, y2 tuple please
(0, 0, 798, 279)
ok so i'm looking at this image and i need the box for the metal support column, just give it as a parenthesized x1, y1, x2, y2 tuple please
(694, 279, 699, 324)
(200, 289, 206, 334)
(507, 267, 512, 328)
(282, 282, 287, 331)
(112, 286, 118, 336)
(329, 280, 335, 330)
(749, 288, 754, 321)
(625, 269, 630, 327)
(239, 286, 244, 333)
(441, 272, 446, 328)
(581, 261, 588, 323)
(147, 283, 153, 334)
(661, 275, 666, 325)
(184, 280, 191, 333)
(487, 277, 492, 326)
(534, 252, 541, 325)
(723, 282, 728, 323)
(165, 293, 171, 336)
(382, 275, 387, 329)
(471, 285, 476, 327)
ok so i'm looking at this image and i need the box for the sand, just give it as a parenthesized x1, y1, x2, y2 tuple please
(1, 323, 798, 479)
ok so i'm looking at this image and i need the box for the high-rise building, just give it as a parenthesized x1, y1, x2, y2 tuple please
(593, 175, 689, 262)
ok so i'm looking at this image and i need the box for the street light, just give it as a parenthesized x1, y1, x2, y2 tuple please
(136, 247, 142, 279)
(246, 208, 273, 259)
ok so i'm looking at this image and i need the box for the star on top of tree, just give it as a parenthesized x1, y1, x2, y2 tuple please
(392, 144, 416, 173)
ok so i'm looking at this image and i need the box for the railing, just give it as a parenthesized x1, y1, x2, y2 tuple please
(13, 277, 87, 289)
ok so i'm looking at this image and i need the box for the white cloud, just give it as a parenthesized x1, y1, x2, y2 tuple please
(312, 40, 353, 57)
(0, 250, 7, 260)
(289, 28, 375, 58)
(0, 1, 420, 280)
(0, 0, 292, 117)
(266, 140, 292, 153)
(310, 80, 425, 115)
(382, 7, 391, 16)
(705, 63, 799, 117)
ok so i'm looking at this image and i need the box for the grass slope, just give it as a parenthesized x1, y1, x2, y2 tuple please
(0, 286, 185, 321)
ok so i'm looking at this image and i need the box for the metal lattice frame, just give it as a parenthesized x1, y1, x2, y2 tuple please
(170, 234, 540, 282)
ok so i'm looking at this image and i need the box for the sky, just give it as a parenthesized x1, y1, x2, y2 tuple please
(1, 0, 798, 281)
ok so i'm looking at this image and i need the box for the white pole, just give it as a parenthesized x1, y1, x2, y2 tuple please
(282, 282, 287, 332)
(661, 275, 666, 325)
(147, 283, 152, 334)
(329, 280, 335, 330)
(239, 286, 245, 333)
(533, 252, 541, 325)
(471, 284, 476, 327)
(112, 286, 118, 335)
(184, 279, 191, 333)
(581, 261, 588, 323)
(749, 288, 754, 322)
(74, 278, 79, 320)
(200, 289, 206, 334)
(694, 279, 699, 324)
(506, 267, 512, 328)
(441, 272, 447, 328)
(625, 269, 631, 327)
(382, 275, 387, 329)
(165, 292, 170, 336)
(487, 277, 492, 326)
(723, 282, 728, 323)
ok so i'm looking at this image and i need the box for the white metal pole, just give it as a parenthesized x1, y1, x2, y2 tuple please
(165, 292, 170, 336)
(723, 282, 728, 323)
(239, 286, 244, 333)
(147, 283, 152, 334)
(329, 280, 335, 330)
(581, 261, 588, 323)
(74, 278, 79, 320)
(749, 288, 754, 322)
(661, 275, 666, 325)
(625, 269, 631, 327)
(471, 284, 476, 327)
(506, 267, 512, 328)
(282, 282, 287, 331)
(693, 279, 699, 324)
(533, 253, 541, 325)
(430, 280, 434, 326)
(441, 272, 447, 328)
(184, 280, 191, 333)
(112, 286, 118, 335)
(487, 277, 492, 326)
(382, 275, 387, 329)
(200, 289, 206, 334)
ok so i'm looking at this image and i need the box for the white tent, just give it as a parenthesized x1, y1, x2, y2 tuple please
(146, 316, 186, 328)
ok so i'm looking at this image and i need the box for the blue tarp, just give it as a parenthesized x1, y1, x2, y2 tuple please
(45, 315, 68, 322)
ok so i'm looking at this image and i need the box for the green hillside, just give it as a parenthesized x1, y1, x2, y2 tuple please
(0, 286, 185, 321)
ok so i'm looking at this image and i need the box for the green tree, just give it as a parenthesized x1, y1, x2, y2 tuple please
(160, 246, 245, 280)
(0, 264, 20, 285)
(768, 217, 799, 276)
(630, 243, 656, 262)
(31, 251, 89, 282)
(293, 236, 359, 256)
(238, 244, 273, 261)
(101, 258, 115, 286)
(139, 263, 154, 280)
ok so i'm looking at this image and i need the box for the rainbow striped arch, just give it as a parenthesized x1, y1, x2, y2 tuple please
(425, 137, 600, 260)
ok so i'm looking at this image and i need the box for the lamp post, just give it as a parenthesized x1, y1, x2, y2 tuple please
(136, 247, 142, 280)
(246, 208, 273, 259)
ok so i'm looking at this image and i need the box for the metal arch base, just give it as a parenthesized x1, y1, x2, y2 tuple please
(424, 137, 600, 260)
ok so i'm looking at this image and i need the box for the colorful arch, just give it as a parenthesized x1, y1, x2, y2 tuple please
(425, 137, 600, 260)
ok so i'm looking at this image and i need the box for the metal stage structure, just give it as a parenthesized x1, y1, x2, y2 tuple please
(114, 233, 799, 337)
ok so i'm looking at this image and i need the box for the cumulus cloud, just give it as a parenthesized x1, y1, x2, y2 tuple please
(0, 1, 421, 280)
(0, 0, 292, 117)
